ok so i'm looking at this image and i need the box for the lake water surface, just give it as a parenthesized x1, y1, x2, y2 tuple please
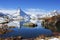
(0, 23, 53, 38)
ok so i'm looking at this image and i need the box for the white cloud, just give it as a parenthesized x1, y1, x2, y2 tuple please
(0, 9, 17, 15)
(0, 8, 50, 16)
(23, 8, 50, 16)
(23, 8, 53, 19)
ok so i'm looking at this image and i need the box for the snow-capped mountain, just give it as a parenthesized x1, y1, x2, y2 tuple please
(0, 12, 7, 17)
(19, 9, 30, 26)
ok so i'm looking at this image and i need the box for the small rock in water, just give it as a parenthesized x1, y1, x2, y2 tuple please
(23, 22, 37, 28)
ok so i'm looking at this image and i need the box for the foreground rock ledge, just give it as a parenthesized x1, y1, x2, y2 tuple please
(0, 28, 13, 34)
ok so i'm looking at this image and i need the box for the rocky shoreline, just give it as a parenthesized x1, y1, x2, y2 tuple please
(5, 35, 60, 40)
(0, 36, 21, 40)
(0, 34, 60, 40)
(0, 28, 13, 35)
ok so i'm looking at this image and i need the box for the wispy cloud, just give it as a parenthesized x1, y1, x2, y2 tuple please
(0, 9, 17, 15)
(23, 8, 50, 16)
(0, 8, 50, 16)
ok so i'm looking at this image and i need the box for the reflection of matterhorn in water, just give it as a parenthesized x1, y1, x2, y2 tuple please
(20, 9, 30, 26)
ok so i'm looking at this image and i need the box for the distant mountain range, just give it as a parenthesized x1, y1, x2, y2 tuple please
(0, 9, 60, 25)
(0, 12, 7, 17)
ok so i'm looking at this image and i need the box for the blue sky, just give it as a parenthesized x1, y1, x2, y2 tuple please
(0, 0, 19, 9)
(20, 0, 60, 10)
(0, 0, 60, 10)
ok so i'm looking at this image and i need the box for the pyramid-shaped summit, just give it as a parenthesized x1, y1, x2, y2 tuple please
(18, 9, 30, 26)
(17, 8, 30, 21)
(19, 9, 30, 18)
